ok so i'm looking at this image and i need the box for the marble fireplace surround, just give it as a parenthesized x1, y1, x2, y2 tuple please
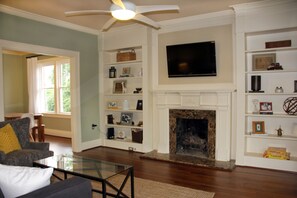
(155, 91, 232, 162)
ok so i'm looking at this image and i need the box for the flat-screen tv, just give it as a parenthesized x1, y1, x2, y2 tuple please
(166, 41, 216, 77)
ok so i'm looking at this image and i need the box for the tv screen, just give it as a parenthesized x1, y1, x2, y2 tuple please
(166, 41, 216, 77)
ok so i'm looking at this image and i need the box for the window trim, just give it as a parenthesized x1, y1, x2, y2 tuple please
(38, 57, 71, 115)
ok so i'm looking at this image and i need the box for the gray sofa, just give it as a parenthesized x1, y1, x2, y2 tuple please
(0, 177, 92, 198)
(0, 117, 54, 166)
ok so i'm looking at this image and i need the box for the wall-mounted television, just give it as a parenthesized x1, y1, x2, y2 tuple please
(166, 41, 216, 77)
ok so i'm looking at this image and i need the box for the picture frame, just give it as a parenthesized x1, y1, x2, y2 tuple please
(252, 53, 276, 71)
(120, 112, 133, 125)
(122, 67, 131, 76)
(136, 100, 143, 110)
(259, 102, 273, 114)
(113, 80, 126, 94)
(252, 121, 265, 134)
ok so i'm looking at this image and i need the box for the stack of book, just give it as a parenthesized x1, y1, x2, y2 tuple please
(263, 147, 290, 160)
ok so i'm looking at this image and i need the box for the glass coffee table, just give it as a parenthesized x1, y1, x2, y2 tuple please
(34, 154, 134, 198)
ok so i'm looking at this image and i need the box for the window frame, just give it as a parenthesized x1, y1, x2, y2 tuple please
(38, 57, 71, 116)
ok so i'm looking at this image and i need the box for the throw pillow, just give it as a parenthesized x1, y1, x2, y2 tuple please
(0, 164, 53, 198)
(0, 123, 21, 154)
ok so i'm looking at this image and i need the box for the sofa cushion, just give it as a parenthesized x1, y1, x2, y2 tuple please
(0, 124, 21, 154)
(0, 164, 53, 198)
(2, 149, 54, 167)
(0, 118, 30, 148)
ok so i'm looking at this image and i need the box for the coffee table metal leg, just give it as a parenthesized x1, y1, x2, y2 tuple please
(102, 181, 107, 198)
(130, 167, 134, 198)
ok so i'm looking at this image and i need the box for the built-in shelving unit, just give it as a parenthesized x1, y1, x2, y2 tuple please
(102, 47, 144, 145)
(240, 27, 297, 171)
(232, 0, 297, 172)
(99, 26, 153, 152)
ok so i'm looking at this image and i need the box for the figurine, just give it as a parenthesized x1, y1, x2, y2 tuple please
(276, 126, 283, 137)
(121, 81, 127, 93)
(252, 99, 259, 114)
(275, 86, 284, 93)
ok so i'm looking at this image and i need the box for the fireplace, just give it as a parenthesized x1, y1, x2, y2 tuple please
(155, 91, 232, 162)
(176, 118, 208, 157)
(169, 109, 216, 159)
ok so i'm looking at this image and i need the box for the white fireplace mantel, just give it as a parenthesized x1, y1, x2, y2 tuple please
(155, 90, 232, 161)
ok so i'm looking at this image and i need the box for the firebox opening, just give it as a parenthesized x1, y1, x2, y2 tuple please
(176, 118, 208, 158)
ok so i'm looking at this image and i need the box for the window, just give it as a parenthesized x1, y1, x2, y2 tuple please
(38, 58, 71, 115)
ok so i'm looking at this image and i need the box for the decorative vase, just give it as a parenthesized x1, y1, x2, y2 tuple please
(123, 100, 129, 110)
(251, 75, 261, 92)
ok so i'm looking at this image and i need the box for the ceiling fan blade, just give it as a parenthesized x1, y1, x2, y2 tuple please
(136, 5, 179, 14)
(111, 0, 126, 9)
(102, 18, 117, 31)
(65, 10, 110, 16)
(133, 14, 160, 29)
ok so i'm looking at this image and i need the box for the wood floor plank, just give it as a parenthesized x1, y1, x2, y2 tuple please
(46, 135, 297, 198)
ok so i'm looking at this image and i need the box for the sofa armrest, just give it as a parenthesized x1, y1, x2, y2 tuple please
(18, 177, 92, 198)
(25, 142, 50, 151)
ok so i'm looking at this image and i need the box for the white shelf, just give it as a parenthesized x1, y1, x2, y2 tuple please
(245, 134, 297, 141)
(245, 46, 297, 53)
(243, 153, 297, 172)
(105, 93, 143, 97)
(105, 108, 142, 113)
(104, 139, 143, 152)
(245, 113, 296, 118)
(106, 124, 143, 129)
(246, 69, 297, 74)
(105, 76, 142, 80)
(105, 59, 142, 66)
(245, 152, 297, 160)
(245, 92, 297, 95)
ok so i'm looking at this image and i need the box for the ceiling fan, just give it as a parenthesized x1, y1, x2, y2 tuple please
(65, 0, 180, 31)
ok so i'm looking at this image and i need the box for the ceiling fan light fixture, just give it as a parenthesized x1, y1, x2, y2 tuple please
(110, 1, 136, 20)
(111, 9, 136, 20)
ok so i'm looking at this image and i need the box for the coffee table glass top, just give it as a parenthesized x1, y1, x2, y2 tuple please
(34, 154, 132, 180)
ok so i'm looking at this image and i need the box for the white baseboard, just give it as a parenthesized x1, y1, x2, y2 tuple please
(45, 128, 71, 138)
(45, 128, 103, 151)
(80, 138, 103, 151)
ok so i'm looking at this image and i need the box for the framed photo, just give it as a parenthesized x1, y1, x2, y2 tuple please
(259, 102, 273, 114)
(107, 101, 118, 109)
(122, 67, 131, 76)
(252, 121, 265, 134)
(113, 80, 126, 94)
(120, 112, 133, 125)
(136, 100, 143, 110)
(117, 131, 125, 139)
(252, 53, 276, 71)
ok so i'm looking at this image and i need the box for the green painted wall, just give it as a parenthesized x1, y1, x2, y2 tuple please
(0, 12, 100, 142)
(2, 54, 27, 113)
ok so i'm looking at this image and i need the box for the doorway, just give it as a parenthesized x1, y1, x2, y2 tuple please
(0, 39, 82, 152)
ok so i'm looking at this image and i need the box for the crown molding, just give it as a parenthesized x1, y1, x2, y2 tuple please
(158, 10, 234, 34)
(0, 4, 99, 35)
(230, 0, 297, 14)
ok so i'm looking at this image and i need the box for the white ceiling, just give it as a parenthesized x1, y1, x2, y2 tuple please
(0, 0, 261, 30)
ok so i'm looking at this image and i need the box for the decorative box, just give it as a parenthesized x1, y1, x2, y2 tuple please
(131, 129, 143, 143)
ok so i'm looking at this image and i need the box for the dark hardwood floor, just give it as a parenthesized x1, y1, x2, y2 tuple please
(46, 135, 297, 198)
